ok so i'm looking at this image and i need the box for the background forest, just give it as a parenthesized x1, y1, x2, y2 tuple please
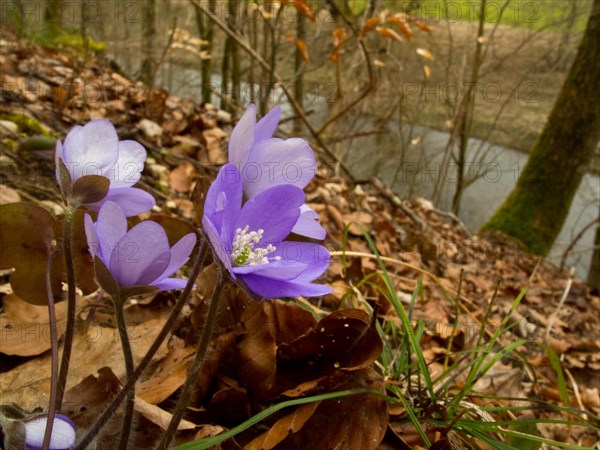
(1, 0, 599, 449)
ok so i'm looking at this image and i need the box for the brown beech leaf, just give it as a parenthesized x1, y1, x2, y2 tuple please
(413, 19, 433, 32)
(62, 367, 121, 428)
(359, 17, 380, 38)
(238, 301, 277, 400)
(169, 160, 196, 193)
(294, 38, 309, 63)
(387, 15, 413, 41)
(277, 309, 382, 372)
(276, 369, 388, 450)
(0, 318, 167, 410)
(377, 26, 404, 42)
(208, 374, 251, 425)
(244, 401, 320, 450)
(329, 27, 348, 62)
(282, 0, 315, 20)
(136, 344, 196, 404)
(0, 293, 70, 356)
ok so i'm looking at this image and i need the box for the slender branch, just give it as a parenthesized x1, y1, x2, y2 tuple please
(42, 245, 59, 450)
(114, 293, 135, 450)
(55, 205, 76, 410)
(154, 266, 225, 449)
(559, 217, 599, 270)
(189, 0, 355, 181)
(75, 239, 206, 449)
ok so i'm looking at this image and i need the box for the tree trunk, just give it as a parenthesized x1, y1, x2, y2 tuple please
(293, 13, 306, 134)
(588, 217, 600, 290)
(481, 0, 600, 256)
(192, 0, 216, 105)
(139, 0, 157, 85)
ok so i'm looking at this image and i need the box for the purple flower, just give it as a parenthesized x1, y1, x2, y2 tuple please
(23, 414, 76, 450)
(228, 104, 326, 240)
(56, 119, 155, 216)
(202, 163, 331, 299)
(84, 201, 197, 291)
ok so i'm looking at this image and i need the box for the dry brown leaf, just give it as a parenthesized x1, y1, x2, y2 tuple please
(136, 344, 196, 404)
(359, 17, 380, 38)
(0, 185, 21, 204)
(200, 127, 227, 163)
(416, 48, 434, 61)
(280, 369, 387, 450)
(377, 26, 404, 42)
(168, 160, 196, 193)
(244, 401, 320, 450)
(387, 15, 413, 41)
(237, 302, 277, 401)
(294, 38, 309, 63)
(0, 318, 167, 410)
(134, 396, 196, 431)
(0, 294, 74, 356)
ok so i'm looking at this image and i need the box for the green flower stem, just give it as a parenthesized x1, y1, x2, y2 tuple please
(155, 267, 225, 450)
(113, 293, 135, 450)
(75, 238, 206, 450)
(42, 246, 59, 450)
(55, 205, 76, 411)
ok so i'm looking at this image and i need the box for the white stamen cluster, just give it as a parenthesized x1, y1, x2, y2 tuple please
(231, 226, 280, 266)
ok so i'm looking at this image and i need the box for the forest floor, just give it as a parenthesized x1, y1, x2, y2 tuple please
(1, 32, 599, 449)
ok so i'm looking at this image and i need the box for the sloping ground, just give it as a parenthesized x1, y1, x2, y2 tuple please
(1, 33, 599, 448)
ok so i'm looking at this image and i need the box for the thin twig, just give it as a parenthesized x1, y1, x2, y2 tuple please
(559, 217, 599, 270)
(545, 270, 574, 341)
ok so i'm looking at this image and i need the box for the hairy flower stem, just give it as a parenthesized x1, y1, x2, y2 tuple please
(114, 294, 134, 450)
(155, 268, 225, 450)
(55, 205, 76, 411)
(42, 246, 59, 450)
(75, 239, 206, 450)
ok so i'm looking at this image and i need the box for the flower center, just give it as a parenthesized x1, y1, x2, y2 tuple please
(231, 226, 280, 266)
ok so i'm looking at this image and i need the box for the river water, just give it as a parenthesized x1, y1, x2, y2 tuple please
(149, 63, 599, 280)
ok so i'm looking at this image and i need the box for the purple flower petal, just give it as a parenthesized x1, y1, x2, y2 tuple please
(232, 259, 308, 279)
(228, 104, 256, 167)
(292, 204, 326, 240)
(109, 140, 146, 188)
(23, 414, 76, 450)
(86, 187, 155, 217)
(111, 221, 171, 286)
(62, 120, 119, 180)
(204, 164, 243, 244)
(272, 242, 330, 282)
(242, 274, 332, 298)
(156, 233, 197, 282)
(254, 105, 281, 142)
(235, 184, 304, 244)
(84, 213, 99, 259)
(152, 277, 189, 291)
(94, 201, 127, 263)
(202, 216, 235, 279)
(243, 138, 316, 198)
